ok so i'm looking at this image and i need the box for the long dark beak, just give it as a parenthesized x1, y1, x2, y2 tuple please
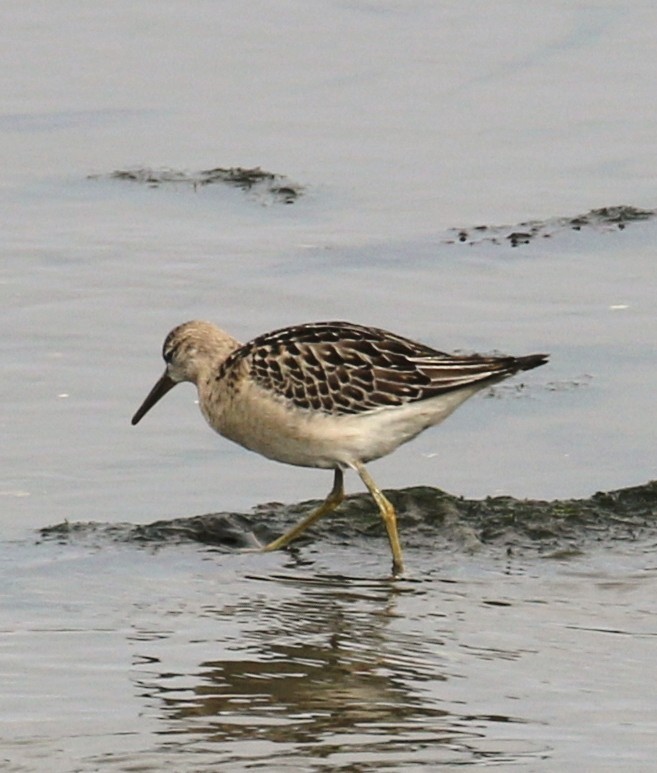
(131, 372, 177, 425)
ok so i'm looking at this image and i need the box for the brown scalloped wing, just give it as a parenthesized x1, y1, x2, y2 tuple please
(221, 322, 544, 416)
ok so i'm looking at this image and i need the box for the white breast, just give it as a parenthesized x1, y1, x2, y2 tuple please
(202, 379, 484, 469)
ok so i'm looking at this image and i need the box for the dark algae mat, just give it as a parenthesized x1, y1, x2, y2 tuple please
(40, 480, 657, 557)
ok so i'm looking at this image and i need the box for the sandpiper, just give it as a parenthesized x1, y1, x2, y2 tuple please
(132, 320, 548, 574)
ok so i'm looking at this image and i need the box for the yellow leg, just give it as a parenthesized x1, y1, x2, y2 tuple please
(261, 468, 345, 553)
(353, 461, 405, 576)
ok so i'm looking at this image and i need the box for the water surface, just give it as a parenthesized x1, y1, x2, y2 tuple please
(2, 1, 657, 770)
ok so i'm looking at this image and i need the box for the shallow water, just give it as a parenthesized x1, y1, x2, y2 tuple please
(4, 534, 657, 772)
(3, 1, 657, 770)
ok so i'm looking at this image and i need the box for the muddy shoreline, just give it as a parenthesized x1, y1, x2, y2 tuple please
(41, 479, 657, 556)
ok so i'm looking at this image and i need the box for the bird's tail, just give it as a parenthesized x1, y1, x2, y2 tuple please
(514, 353, 549, 372)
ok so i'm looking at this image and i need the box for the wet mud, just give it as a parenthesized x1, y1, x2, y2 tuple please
(89, 165, 303, 203)
(40, 479, 657, 557)
(446, 205, 655, 247)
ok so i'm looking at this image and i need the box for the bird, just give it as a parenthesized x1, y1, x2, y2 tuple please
(131, 320, 548, 574)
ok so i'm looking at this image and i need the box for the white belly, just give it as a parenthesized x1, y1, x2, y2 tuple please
(204, 381, 484, 469)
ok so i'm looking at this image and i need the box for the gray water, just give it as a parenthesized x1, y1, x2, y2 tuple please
(2, 2, 657, 770)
